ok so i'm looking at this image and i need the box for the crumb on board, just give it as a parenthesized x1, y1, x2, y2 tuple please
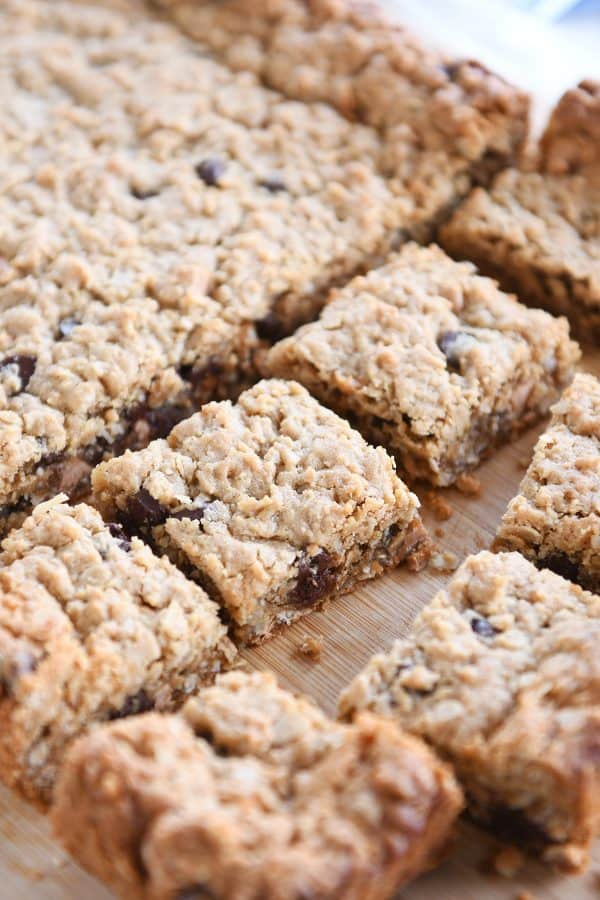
(434, 527, 445, 539)
(297, 634, 324, 661)
(428, 550, 459, 574)
(491, 846, 526, 878)
(456, 473, 482, 496)
(517, 454, 532, 470)
(424, 490, 453, 521)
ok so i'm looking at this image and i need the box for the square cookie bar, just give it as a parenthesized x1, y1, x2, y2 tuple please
(440, 82, 600, 342)
(264, 243, 579, 486)
(0, 497, 235, 804)
(92, 379, 430, 643)
(52, 670, 463, 900)
(0, 274, 250, 533)
(494, 373, 600, 591)
(340, 551, 600, 873)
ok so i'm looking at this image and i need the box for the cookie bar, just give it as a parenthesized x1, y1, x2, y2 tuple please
(340, 551, 600, 873)
(157, 0, 529, 187)
(440, 168, 600, 341)
(540, 80, 600, 174)
(264, 244, 580, 486)
(440, 82, 600, 342)
(52, 670, 463, 900)
(494, 373, 600, 591)
(92, 379, 430, 643)
(0, 497, 235, 804)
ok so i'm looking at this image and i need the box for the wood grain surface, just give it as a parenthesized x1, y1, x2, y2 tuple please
(2, 3, 599, 897)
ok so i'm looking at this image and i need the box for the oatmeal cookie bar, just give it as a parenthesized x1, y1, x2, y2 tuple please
(92, 379, 430, 643)
(540, 80, 600, 174)
(0, 497, 235, 804)
(440, 82, 600, 341)
(264, 243, 579, 486)
(494, 373, 600, 591)
(340, 551, 600, 873)
(52, 670, 463, 900)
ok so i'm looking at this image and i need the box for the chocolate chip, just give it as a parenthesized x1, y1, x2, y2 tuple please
(176, 887, 216, 900)
(381, 523, 399, 547)
(127, 403, 187, 442)
(437, 331, 466, 373)
(254, 311, 285, 342)
(540, 553, 581, 583)
(179, 358, 223, 391)
(0, 650, 38, 696)
(260, 174, 286, 193)
(130, 186, 159, 200)
(484, 806, 550, 851)
(170, 503, 208, 525)
(195, 158, 226, 187)
(108, 522, 131, 552)
(440, 61, 462, 79)
(0, 354, 36, 391)
(122, 488, 168, 532)
(109, 689, 154, 720)
(289, 551, 337, 607)
(57, 318, 80, 339)
(471, 616, 496, 638)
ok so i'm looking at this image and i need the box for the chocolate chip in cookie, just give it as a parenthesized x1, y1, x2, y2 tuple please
(195, 158, 226, 187)
(290, 551, 336, 607)
(0, 354, 36, 392)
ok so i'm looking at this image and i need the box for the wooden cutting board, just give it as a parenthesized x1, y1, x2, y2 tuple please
(1, 352, 598, 899)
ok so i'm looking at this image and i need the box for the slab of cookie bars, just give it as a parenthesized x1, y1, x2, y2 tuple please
(339, 550, 600, 873)
(92, 379, 430, 643)
(52, 670, 463, 900)
(264, 243, 579, 486)
(0, 496, 235, 805)
(494, 373, 600, 591)
(440, 82, 600, 342)
(0, 0, 527, 346)
(157, 0, 529, 189)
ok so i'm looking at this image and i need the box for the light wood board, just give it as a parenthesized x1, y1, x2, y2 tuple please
(1, 353, 598, 899)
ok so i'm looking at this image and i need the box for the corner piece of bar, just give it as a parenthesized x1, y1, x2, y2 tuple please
(52, 670, 463, 900)
(92, 379, 430, 643)
(494, 373, 600, 591)
(0, 496, 235, 805)
(440, 81, 600, 342)
(264, 243, 579, 486)
(339, 550, 600, 873)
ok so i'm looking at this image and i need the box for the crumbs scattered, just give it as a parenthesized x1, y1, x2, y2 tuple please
(456, 473, 482, 496)
(297, 634, 324, 661)
(491, 846, 525, 878)
(434, 527, 445, 539)
(429, 550, 459, 574)
(424, 490, 453, 521)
